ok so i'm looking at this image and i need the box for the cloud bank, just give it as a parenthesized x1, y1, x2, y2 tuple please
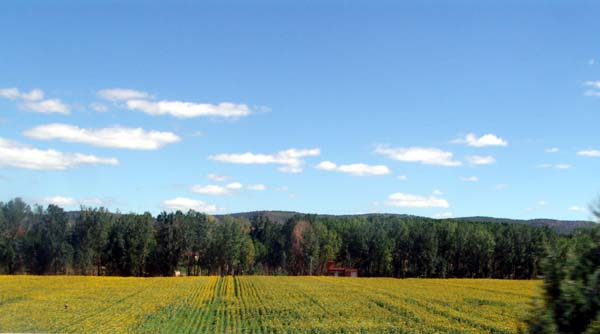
(209, 148, 320, 173)
(315, 161, 390, 176)
(453, 133, 507, 147)
(0, 87, 69, 114)
(98, 88, 253, 119)
(375, 145, 461, 166)
(0, 137, 118, 170)
(161, 197, 218, 213)
(385, 192, 450, 208)
(24, 123, 180, 150)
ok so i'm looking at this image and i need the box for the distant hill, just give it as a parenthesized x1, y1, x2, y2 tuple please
(223, 211, 301, 224)
(457, 216, 596, 235)
(219, 211, 596, 234)
(66, 210, 595, 235)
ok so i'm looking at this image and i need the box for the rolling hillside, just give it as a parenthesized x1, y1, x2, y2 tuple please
(222, 211, 595, 234)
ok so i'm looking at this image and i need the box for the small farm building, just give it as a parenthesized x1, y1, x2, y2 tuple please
(326, 260, 358, 277)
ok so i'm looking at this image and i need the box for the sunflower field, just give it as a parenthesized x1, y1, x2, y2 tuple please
(0, 275, 540, 333)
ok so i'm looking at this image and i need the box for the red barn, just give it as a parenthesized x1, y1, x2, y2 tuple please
(326, 260, 358, 277)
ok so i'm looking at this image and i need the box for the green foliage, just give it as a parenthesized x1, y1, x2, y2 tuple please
(0, 198, 31, 274)
(239, 237, 255, 273)
(71, 207, 112, 274)
(147, 212, 186, 276)
(0, 197, 570, 278)
(103, 213, 155, 276)
(524, 225, 600, 333)
(25, 205, 72, 274)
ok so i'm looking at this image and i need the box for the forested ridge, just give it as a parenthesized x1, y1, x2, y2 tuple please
(0, 197, 591, 278)
(225, 211, 594, 234)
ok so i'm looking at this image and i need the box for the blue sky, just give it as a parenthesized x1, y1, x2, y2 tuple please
(1, 1, 600, 220)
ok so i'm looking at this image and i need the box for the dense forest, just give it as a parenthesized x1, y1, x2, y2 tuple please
(0, 197, 589, 279)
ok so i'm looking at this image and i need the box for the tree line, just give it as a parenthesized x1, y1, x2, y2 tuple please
(0, 197, 568, 278)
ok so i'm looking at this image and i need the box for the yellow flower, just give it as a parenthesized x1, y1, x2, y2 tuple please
(0, 275, 540, 333)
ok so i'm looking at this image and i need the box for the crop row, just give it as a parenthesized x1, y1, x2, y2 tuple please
(0, 276, 539, 333)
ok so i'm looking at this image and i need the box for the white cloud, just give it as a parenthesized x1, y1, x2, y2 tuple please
(537, 200, 548, 206)
(460, 176, 479, 182)
(97, 88, 151, 101)
(569, 205, 586, 212)
(0, 88, 20, 99)
(24, 123, 180, 150)
(97, 88, 254, 119)
(545, 147, 559, 153)
(22, 99, 70, 114)
(584, 81, 600, 97)
(209, 148, 320, 173)
(578, 149, 600, 157)
(537, 164, 571, 169)
(432, 189, 443, 195)
(207, 173, 231, 182)
(225, 182, 243, 190)
(453, 133, 507, 147)
(126, 99, 251, 119)
(40, 196, 77, 206)
(246, 184, 267, 191)
(0, 87, 69, 114)
(374, 145, 461, 167)
(585, 81, 600, 89)
(0, 137, 118, 170)
(89, 102, 108, 112)
(191, 181, 266, 194)
(190, 184, 231, 195)
(315, 161, 336, 171)
(432, 212, 453, 219)
(37, 196, 113, 208)
(465, 155, 496, 165)
(495, 183, 509, 190)
(161, 197, 217, 213)
(315, 160, 390, 176)
(334, 163, 390, 176)
(21, 89, 44, 101)
(397, 174, 408, 181)
(385, 192, 450, 208)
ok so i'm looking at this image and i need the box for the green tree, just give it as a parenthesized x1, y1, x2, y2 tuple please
(366, 221, 393, 276)
(26, 205, 72, 274)
(125, 213, 155, 276)
(0, 203, 6, 273)
(524, 202, 600, 333)
(104, 213, 155, 276)
(250, 215, 284, 273)
(211, 216, 247, 275)
(182, 211, 214, 275)
(72, 207, 112, 275)
(148, 212, 186, 276)
(0, 198, 31, 273)
(239, 236, 256, 274)
(0, 197, 564, 279)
